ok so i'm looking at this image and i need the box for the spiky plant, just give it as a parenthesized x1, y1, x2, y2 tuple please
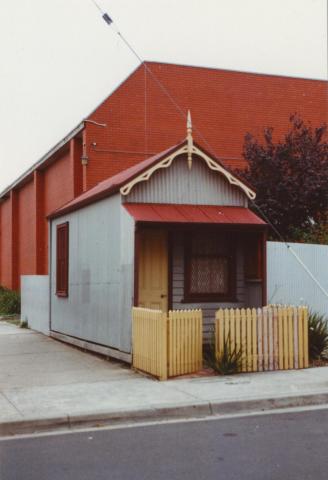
(204, 332, 242, 375)
(308, 311, 328, 361)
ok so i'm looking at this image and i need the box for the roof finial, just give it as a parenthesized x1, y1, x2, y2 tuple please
(186, 110, 193, 170)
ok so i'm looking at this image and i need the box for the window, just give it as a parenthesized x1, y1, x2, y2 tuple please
(184, 232, 235, 301)
(56, 222, 69, 297)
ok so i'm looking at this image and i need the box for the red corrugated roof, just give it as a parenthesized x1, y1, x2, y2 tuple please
(48, 140, 255, 219)
(124, 204, 266, 226)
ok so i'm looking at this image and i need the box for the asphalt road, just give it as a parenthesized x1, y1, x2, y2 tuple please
(1, 408, 328, 480)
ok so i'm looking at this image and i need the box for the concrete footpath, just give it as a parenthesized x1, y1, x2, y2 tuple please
(1, 321, 328, 437)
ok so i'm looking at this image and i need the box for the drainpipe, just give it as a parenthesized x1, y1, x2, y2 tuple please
(81, 130, 88, 192)
(81, 119, 107, 192)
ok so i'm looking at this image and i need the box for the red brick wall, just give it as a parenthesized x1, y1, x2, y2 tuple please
(18, 181, 35, 280)
(0, 63, 326, 290)
(42, 148, 76, 273)
(0, 198, 12, 288)
(43, 149, 74, 216)
(0, 146, 77, 288)
(34, 170, 46, 276)
(70, 138, 83, 197)
(84, 63, 327, 189)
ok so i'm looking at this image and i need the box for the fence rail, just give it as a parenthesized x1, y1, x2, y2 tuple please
(132, 307, 203, 380)
(215, 306, 309, 373)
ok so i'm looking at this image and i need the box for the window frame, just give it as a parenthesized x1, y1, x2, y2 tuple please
(56, 221, 69, 298)
(183, 230, 236, 302)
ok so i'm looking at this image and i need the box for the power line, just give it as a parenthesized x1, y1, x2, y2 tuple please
(286, 244, 328, 298)
(90, 0, 104, 15)
(89, 1, 328, 301)
(89, 2, 219, 159)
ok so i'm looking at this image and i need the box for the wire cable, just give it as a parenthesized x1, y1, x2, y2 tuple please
(286, 244, 328, 298)
(90, 2, 219, 158)
(89, 1, 328, 300)
(250, 200, 328, 299)
(90, 0, 104, 15)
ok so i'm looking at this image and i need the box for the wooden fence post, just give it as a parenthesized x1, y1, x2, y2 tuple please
(241, 308, 247, 372)
(263, 307, 269, 371)
(293, 307, 299, 370)
(278, 307, 284, 370)
(160, 312, 168, 381)
(303, 307, 309, 368)
(257, 307, 263, 371)
(246, 308, 252, 372)
(268, 307, 274, 371)
(251, 308, 258, 372)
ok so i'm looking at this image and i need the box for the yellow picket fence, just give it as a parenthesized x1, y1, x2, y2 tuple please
(215, 306, 309, 372)
(132, 307, 203, 380)
(132, 308, 168, 380)
(168, 309, 203, 377)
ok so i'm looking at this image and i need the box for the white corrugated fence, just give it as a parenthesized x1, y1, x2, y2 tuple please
(267, 241, 328, 316)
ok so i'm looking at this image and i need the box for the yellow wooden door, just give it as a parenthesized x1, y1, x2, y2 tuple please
(138, 229, 168, 312)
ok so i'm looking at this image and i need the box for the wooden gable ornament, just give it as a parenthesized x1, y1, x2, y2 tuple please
(120, 112, 256, 200)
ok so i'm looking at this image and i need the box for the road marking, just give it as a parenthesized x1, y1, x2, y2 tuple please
(1, 403, 328, 442)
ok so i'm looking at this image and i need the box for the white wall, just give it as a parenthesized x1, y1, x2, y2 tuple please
(267, 241, 328, 316)
(21, 275, 50, 334)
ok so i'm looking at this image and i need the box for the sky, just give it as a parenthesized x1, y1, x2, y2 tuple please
(0, 0, 327, 192)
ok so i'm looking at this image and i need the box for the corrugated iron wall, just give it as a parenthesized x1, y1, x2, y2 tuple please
(50, 194, 135, 353)
(267, 241, 328, 316)
(21, 275, 50, 335)
(126, 156, 248, 206)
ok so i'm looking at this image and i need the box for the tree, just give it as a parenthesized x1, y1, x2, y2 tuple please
(239, 115, 328, 242)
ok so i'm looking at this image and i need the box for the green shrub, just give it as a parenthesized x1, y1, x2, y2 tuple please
(204, 332, 242, 375)
(0, 287, 21, 315)
(308, 311, 328, 361)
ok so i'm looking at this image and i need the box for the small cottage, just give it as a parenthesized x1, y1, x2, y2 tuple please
(48, 119, 267, 362)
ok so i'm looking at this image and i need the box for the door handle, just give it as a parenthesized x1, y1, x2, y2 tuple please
(160, 294, 167, 298)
